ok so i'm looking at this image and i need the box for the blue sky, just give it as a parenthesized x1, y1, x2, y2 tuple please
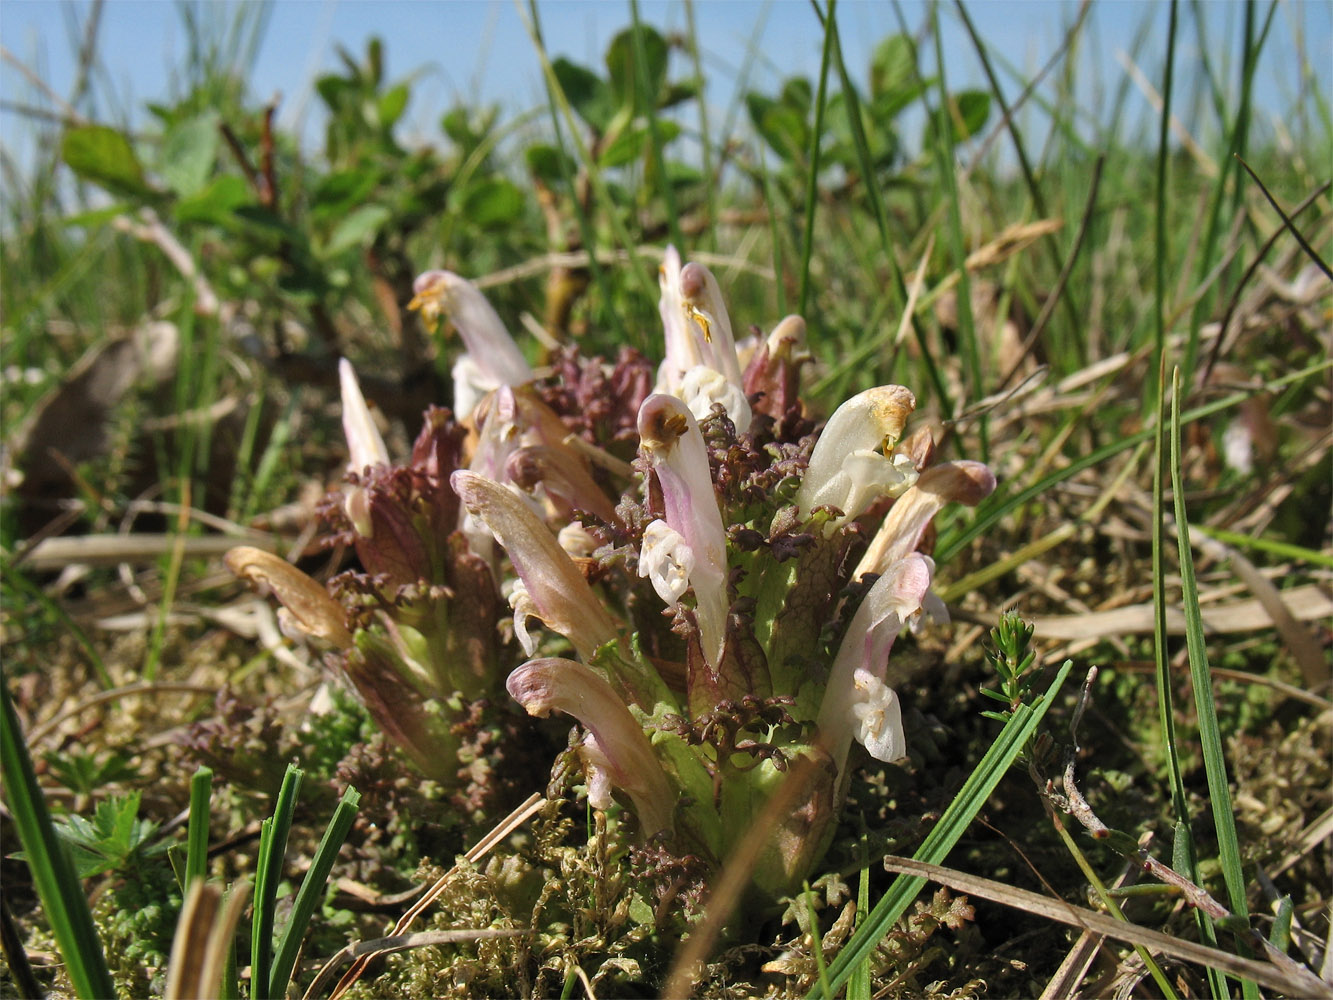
(2, 1, 1330, 174)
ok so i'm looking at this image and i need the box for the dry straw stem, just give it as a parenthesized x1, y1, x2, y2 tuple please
(662, 753, 828, 999)
(164, 880, 250, 1000)
(1038, 837, 1150, 1000)
(316, 792, 545, 1000)
(881, 856, 1332, 1000)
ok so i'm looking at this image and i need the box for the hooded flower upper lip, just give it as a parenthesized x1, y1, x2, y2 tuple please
(656, 252, 752, 434)
(637, 393, 729, 670)
(339, 358, 391, 538)
(410, 269, 534, 417)
(794, 385, 919, 529)
(451, 469, 619, 661)
(507, 657, 675, 837)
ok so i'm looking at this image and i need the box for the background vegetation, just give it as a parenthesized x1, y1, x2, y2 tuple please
(1, 1, 1329, 997)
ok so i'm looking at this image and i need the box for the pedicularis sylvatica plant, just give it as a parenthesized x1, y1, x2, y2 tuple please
(229, 249, 995, 898)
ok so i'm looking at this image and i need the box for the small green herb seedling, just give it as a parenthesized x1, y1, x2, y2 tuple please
(979, 611, 1038, 722)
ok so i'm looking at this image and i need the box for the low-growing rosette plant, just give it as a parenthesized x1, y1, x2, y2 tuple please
(453, 248, 997, 897)
(227, 252, 994, 896)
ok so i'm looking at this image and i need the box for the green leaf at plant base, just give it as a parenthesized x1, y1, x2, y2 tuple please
(61, 124, 155, 198)
(526, 143, 576, 183)
(160, 112, 221, 197)
(173, 174, 252, 226)
(598, 118, 682, 169)
(870, 34, 917, 103)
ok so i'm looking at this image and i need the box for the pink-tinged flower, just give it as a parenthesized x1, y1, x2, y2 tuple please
(636, 394, 729, 670)
(656, 252, 752, 434)
(410, 270, 534, 417)
(741, 315, 810, 420)
(853, 461, 997, 581)
(508, 657, 674, 836)
(339, 359, 391, 538)
(451, 470, 619, 661)
(816, 553, 935, 770)
(794, 385, 919, 530)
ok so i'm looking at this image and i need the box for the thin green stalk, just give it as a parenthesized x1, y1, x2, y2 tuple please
(796, 0, 836, 318)
(629, 0, 682, 250)
(811, 661, 1073, 997)
(1170, 367, 1258, 999)
(814, 0, 953, 417)
(1152, 0, 1179, 415)
(1184, 0, 1278, 382)
(0, 680, 116, 1000)
(929, 4, 987, 458)
(250, 764, 303, 1000)
(683, 0, 716, 252)
(1051, 817, 1179, 999)
(1191, 524, 1333, 569)
(268, 786, 360, 998)
(185, 766, 213, 888)
(520, 0, 622, 342)
(522, 0, 657, 311)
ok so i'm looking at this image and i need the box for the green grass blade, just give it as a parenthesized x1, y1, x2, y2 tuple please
(268, 785, 360, 998)
(251, 763, 303, 999)
(936, 357, 1333, 563)
(629, 0, 682, 251)
(811, 660, 1073, 997)
(928, 3, 987, 457)
(0, 679, 116, 1000)
(1170, 367, 1257, 997)
(797, 0, 836, 318)
(1150, 358, 1224, 992)
(185, 765, 213, 888)
(1151, 0, 1179, 414)
(814, 0, 953, 417)
(846, 857, 872, 1000)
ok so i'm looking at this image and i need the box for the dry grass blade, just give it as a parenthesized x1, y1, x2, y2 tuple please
(662, 753, 825, 999)
(882, 856, 1333, 999)
(1038, 844, 1147, 1000)
(17, 534, 277, 570)
(1191, 530, 1328, 688)
(966, 583, 1332, 640)
(315, 792, 545, 1000)
(303, 929, 528, 1000)
(164, 881, 249, 1000)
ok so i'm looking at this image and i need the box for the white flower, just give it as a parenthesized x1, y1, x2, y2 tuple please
(637, 394, 729, 669)
(849, 669, 905, 763)
(338, 358, 391, 538)
(795, 386, 919, 531)
(638, 518, 694, 605)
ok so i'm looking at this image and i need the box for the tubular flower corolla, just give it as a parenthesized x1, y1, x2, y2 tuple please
(452, 470, 619, 661)
(853, 461, 998, 581)
(655, 256, 752, 434)
(793, 385, 919, 530)
(507, 657, 675, 837)
(410, 269, 534, 417)
(816, 553, 935, 770)
(636, 394, 729, 669)
(338, 358, 391, 538)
